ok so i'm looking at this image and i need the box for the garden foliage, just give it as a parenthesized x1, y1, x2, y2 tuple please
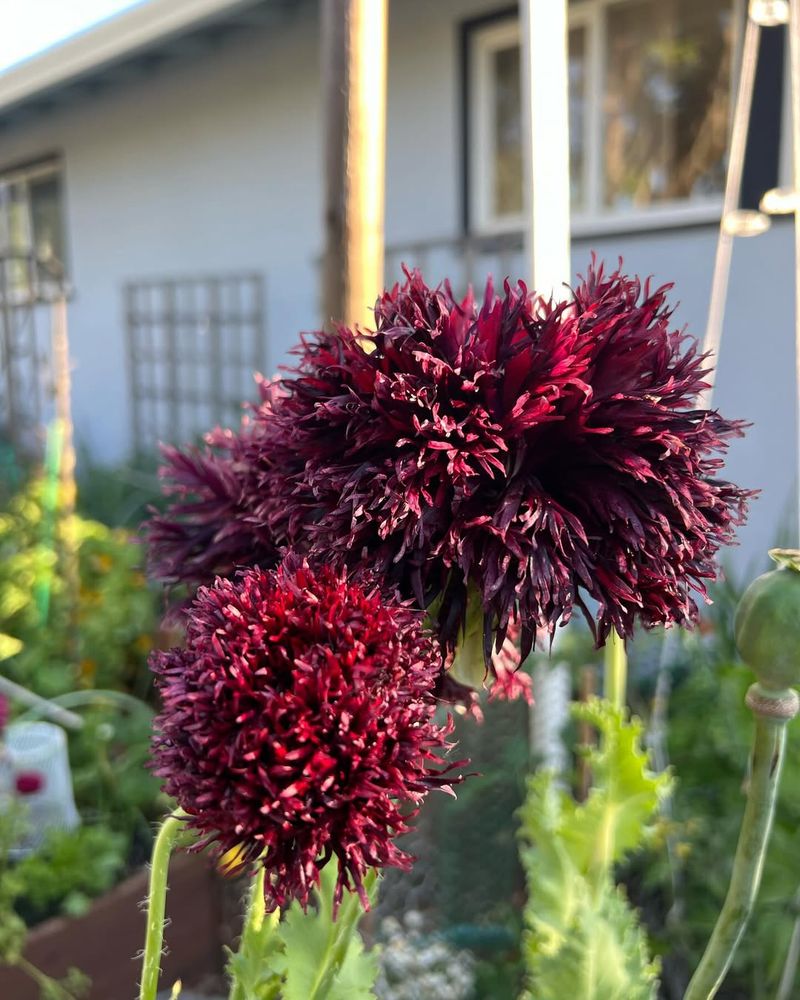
(519, 698, 670, 999)
(0, 476, 162, 996)
(225, 864, 380, 1000)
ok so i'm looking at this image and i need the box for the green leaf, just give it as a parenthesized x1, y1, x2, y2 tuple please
(225, 897, 284, 1000)
(565, 699, 672, 877)
(518, 697, 668, 1000)
(523, 881, 658, 1000)
(449, 589, 488, 689)
(278, 864, 379, 1000)
(321, 932, 380, 1000)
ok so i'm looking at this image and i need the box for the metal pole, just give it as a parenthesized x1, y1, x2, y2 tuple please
(700, 14, 763, 408)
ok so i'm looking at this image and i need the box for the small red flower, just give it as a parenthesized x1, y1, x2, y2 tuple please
(150, 555, 465, 911)
(15, 771, 44, 796)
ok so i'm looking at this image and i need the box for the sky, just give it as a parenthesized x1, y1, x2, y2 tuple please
(0, 0, 143, 73)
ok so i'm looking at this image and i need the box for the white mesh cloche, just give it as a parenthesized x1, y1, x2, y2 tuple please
(5, 721, 80, 853)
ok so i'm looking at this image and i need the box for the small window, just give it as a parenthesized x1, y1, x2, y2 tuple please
(466, 1, 739, 234)
(0, 158, 67, 297)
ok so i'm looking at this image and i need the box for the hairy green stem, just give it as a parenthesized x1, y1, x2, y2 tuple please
(139, 810, 185, 1000)
(604, 631, 627, 711)
(228, 868, 274, 1000)
(243, 866, 267, 938)
(684, 688, 795, 1000)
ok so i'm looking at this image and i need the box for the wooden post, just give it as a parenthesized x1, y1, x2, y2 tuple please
(321, 0, 388, 329)
(51, 296, 76, 515)
(51, 294, 80, 648)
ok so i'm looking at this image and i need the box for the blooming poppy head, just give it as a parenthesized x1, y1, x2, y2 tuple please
(150, 554, 465, 911)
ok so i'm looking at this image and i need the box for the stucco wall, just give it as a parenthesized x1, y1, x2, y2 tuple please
(0, 0, 792, 572)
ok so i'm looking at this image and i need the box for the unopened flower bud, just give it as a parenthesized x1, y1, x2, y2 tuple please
(734, 549, 800, 691)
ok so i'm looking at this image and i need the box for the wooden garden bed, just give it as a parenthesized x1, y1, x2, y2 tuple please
(0, 852, 225, 1000)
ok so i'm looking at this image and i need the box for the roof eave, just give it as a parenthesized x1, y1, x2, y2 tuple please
(0, 0, 261, 119)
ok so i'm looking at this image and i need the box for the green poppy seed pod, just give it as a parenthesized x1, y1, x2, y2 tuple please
(734, 548, 800, 691)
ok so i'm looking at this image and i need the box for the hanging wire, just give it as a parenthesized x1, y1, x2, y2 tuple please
(700, 11, 765, 408)
(790, 0, 800, 545)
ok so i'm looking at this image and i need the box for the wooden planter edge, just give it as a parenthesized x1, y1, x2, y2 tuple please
(0, 851, 224, 1000)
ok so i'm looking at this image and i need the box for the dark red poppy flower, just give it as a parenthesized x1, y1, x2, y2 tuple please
(149, 555, 463, 911)
(147, 261, 752, 668)
(0, 694, 8, 734)
(15, 771, 44, 796)
(264, 262, 751, 658)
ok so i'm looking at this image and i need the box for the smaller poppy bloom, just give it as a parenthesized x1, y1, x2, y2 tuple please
(147, 376, 284, 588)
(150, 555, 465, 911)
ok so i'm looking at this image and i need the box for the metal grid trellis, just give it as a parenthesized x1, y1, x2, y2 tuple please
(125, 273, 267, 454)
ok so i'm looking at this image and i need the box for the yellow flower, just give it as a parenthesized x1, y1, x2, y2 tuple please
(218, 842, 249, 876)
(79, 658, 97, 684)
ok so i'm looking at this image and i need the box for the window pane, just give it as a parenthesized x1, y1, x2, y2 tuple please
(603, 0, 734, 209)
(6, 182, 31, 252)
(568, 27, 586, 210)
(29, 174, 66, 272)
(1, 182, 33, 294)
(489, 29, 586, 220)
(493, 44, 523, 217)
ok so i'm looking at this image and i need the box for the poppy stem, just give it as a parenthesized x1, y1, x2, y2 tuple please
(139, 810, 186, 1000)
(604, 630, 627, 711)
(683, 686, 798, 1000)
(227, 868, 280, 1000)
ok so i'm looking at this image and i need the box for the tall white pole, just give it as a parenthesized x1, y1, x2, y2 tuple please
(520, 0, 571, 297)
(520, 0, 572, 768)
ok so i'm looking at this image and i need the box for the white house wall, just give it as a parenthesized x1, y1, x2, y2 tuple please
(0, 0, 793, 573)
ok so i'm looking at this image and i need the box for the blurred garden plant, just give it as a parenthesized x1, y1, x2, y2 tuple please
(615, 603, 800, 999)
(375, 910, 475, 1000)
(0, 696, 90, 999)
(0, 476, 164, 995)
(141, 263, 778, 1000)
(0, 478, 158, 700)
